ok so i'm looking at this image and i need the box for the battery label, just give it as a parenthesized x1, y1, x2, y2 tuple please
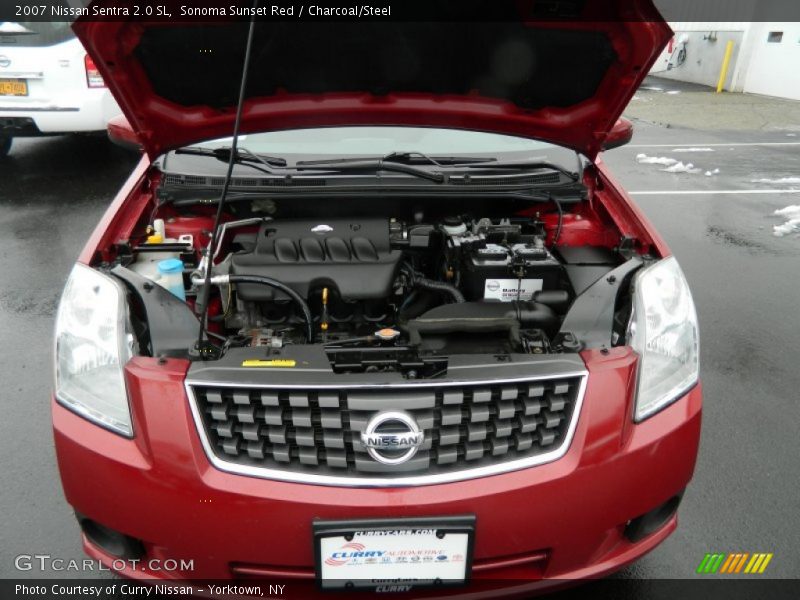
(483, 278, 543, 302)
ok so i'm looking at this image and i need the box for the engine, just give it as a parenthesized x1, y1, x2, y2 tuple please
(215, 216, 575, 358)
(122, 203, 628, 377)
(230, 219, 403, 303)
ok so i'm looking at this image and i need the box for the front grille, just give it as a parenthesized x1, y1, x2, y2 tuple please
(189, 375, 585, 485)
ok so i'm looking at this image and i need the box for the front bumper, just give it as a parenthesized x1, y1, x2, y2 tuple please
(53, 347, 702, 595)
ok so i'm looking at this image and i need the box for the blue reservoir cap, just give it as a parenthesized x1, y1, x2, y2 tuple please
(157, 258, 184, 274)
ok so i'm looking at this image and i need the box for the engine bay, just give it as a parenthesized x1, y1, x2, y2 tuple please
(112, 187, 642, 379)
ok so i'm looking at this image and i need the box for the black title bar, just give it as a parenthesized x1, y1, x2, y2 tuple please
(3, 0, 800, 23)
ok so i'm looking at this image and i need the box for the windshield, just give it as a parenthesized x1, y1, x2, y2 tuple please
(191, 127, 578, 165)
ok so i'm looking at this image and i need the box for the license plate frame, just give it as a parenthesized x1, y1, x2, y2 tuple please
(0, 79, 28, 97)
(313, 516, 475, 592)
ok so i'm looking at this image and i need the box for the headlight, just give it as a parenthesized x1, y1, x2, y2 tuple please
(54, 264, 135, 436)
(628, 256, 699, 421)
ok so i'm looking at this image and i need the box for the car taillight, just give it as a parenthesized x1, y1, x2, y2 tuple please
(84, 54, 106, 88)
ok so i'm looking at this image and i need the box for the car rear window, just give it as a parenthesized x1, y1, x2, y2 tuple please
(0, 22, 74, 47)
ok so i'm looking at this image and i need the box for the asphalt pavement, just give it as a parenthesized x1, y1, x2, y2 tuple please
(0, 136, 139, 579)
(627, 75, 800, 131)
(0, 98, 799, 585)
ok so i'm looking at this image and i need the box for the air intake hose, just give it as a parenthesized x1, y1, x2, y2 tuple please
(402, 266, 465, 304)
(198, 273, 314, 342)
(413, 276, 465, 304)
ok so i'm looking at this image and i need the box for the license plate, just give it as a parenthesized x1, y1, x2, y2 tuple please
(314, 516, 475, 591)
(0, 79, 28, 96)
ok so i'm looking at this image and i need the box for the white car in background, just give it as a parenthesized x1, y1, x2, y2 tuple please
(0, 21, 121, 157)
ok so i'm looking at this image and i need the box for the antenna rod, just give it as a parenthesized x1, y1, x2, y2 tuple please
(193, 1, 259, 358)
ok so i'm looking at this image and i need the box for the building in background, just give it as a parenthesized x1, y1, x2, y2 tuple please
(652, 1, 800, 100)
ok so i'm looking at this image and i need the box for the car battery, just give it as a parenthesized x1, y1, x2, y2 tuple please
(462, 241, 562, 302)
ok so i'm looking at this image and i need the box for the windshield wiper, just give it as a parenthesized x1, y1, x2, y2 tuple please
(296, 154, 578, 183)
(298, 151, 496, 167)
(173, 148, 574, 185)
(175, 146, 287, 171)
(386, 152, 498, 166)
(294, 158, 445, 183)
(461, 160, 579, 181)
(172, 147, 446, 183)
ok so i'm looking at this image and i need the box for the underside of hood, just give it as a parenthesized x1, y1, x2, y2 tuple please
(75, 1, 671, 159)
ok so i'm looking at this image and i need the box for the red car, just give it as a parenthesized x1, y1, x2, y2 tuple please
(54, 1, 701, 596)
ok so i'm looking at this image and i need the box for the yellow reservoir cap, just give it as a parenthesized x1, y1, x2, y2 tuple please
(146, 233, 164, 244)
(241, 359, 297, 368)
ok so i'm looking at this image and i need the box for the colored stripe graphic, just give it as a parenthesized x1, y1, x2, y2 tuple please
(758, 554, 774, 573)
(745, 554, 761, 573)
(698, 552, 773, 574)
(698, 553, 725, 573)
(710, 554, 725, 573)
(696, 554, 712, 574)
(719, 554, 736, 573)
(734, 553, 749, 573)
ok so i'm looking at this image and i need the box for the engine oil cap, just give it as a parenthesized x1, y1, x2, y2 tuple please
(375, 328, 400, 341)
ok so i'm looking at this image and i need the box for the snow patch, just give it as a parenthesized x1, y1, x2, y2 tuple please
(636, 153, 677, 166)
(773, 205, 800, 237)
(671, 147, 715, 153)
(666, 90, 682, 95)
(775, 205, 800, 217)
(636, 153, 712, 175)
(751, 177, 800, 185)
(662, 162, 702, 174)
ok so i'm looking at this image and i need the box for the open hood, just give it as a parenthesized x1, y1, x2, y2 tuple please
(74, 1, 670, 160)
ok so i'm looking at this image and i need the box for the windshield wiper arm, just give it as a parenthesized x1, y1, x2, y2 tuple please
(294, 159, 445, 183)
(383, 151, 500, 166)
(176, 147, 443, 181)
(298, 152, 496, 167)
(461, 160, 579, 181)
(296, 154, 576, 183)
(175, 146, 287, 169)
(173, 148, 571, 184)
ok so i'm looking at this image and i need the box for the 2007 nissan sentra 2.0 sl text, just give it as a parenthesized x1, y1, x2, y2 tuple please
(52, 1, 701, 596)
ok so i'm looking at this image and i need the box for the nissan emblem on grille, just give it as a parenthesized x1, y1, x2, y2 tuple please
(361, 412, 424, 465)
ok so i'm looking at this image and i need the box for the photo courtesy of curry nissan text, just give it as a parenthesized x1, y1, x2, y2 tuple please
(4, 0, 719, 598)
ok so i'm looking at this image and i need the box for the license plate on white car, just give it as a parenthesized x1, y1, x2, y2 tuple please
(314, 516, 475, 591)
(0, 79, 28, 96)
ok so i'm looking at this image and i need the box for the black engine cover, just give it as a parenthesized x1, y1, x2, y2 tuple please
(231, 219, 402, 301)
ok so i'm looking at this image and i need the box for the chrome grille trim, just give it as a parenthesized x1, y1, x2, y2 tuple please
(185, 372, 587, 487)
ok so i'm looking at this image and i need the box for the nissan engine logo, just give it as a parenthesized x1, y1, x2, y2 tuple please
(0, 56, 11, 69)
(361, 411, 424, 465)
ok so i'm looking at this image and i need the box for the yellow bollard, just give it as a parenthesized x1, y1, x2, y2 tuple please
(716, 40, 735, 93)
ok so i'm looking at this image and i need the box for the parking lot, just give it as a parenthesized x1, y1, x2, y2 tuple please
(1, 78, 798, 583)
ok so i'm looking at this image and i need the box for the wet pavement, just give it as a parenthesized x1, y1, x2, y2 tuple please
(1, 113, 799, 583)
(0, 136, 138, 578)
(626, 75, 800, 131)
